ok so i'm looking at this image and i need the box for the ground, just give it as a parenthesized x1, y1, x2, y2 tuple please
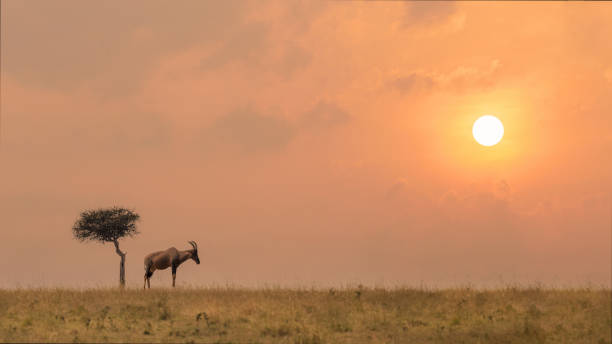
(0, 286, 610, 343)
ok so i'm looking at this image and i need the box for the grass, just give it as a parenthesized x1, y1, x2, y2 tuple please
(0, 286, 610, 343)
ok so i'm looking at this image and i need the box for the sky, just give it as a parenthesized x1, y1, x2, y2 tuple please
(1, 1, 611, 288)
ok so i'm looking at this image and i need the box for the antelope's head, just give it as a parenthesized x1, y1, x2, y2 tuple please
(188, 241, 200, 264)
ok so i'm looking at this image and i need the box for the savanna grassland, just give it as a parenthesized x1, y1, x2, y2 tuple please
(0, 287, 610, 343)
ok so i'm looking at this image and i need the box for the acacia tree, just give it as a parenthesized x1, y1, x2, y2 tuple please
(72, 207, 140, 287)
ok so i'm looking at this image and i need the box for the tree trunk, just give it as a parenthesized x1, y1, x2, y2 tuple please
(113, 240, 126, 288)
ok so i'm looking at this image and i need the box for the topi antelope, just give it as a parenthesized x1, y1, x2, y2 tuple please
(144, 241, 200, 289)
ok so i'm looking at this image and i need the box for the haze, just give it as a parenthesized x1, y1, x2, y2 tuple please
(1, 1, 610, 288)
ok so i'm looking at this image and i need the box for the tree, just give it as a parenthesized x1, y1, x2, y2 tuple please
(72, 207, 140, 287)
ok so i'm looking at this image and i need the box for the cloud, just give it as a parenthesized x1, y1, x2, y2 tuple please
(83, 112, 172, 153)
(442, 60, 502, 91)
(404, 2, 457, 27)
(4, 1, 251, 92)
(200, 101, 351, 155)
(203, 109, 296, 154)
(402, 2, 466, 35)
(390, 60, 502, 95)
(389, 73, 436, 94)
(3, 78, 173, 158)
(198, 22, 313, 80)
(278, 44, 313, 79)
(200, 22, 270, 70)
(299, 101, 351, 130)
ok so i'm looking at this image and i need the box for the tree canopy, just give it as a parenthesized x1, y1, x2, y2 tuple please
(72, 207, 140, 243)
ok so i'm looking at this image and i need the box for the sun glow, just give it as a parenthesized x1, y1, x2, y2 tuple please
(472, 115, 504, 147)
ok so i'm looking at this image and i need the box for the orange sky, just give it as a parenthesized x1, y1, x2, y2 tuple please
(1, 1, 610, 288)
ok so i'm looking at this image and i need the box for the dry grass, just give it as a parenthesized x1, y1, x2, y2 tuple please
(0, 286, 610, 343)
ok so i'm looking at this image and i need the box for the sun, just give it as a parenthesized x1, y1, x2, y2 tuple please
(472, 115, 504, 147)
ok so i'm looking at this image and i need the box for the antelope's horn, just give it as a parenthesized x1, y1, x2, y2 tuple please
(188, 241, 197, 250)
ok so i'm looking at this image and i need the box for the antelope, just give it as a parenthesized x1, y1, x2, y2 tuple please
(144, 241, 200, 289)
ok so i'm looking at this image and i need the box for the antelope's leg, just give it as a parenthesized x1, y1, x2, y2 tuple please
(172, 265, 177, 287)
(145, 268, 153, 289)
